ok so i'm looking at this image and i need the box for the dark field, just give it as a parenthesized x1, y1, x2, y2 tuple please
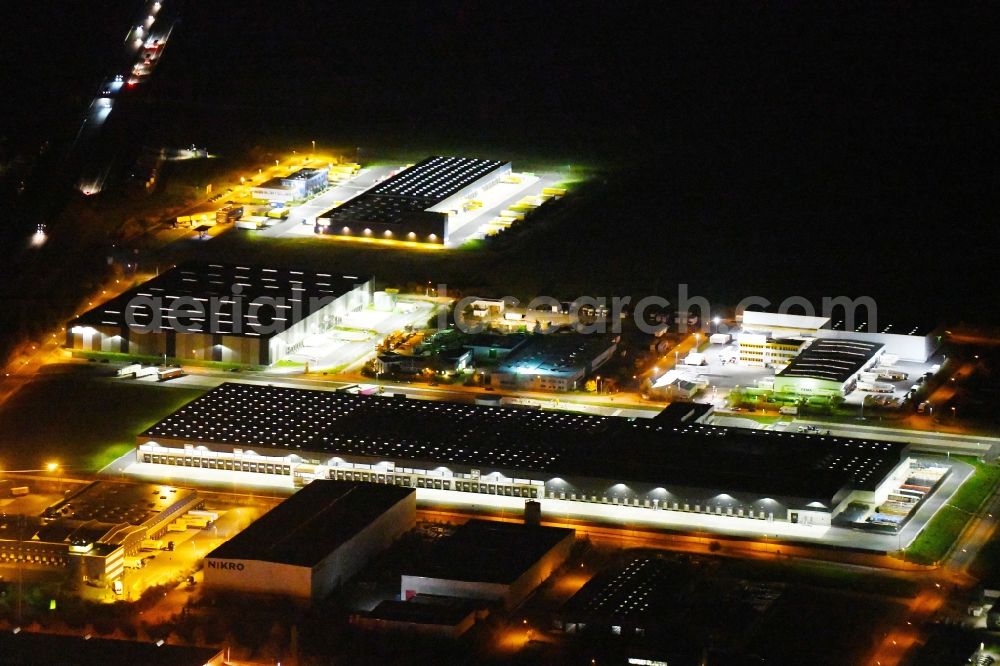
(0, 366, 203, 472)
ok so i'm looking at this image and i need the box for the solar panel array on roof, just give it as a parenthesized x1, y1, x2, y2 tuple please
(142, 383, 908, 498)
(144, 383, 608, 469)
(71, 262, 370, 339)
(318, 156, 509, 228)
(777, 338, 883, 383)
(565, 556, 685, 620)
(370, 156, 506, 201)
(325, 194, 431, 226)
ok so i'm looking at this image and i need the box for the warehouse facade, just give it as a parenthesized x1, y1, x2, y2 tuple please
(67, 262, 372, 366)
(137, 383, 912, 527)
(203, 480, 415, 602)
(316, 156, 511, 244)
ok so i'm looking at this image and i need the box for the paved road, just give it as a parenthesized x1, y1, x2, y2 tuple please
(791, 417, 1000, 456)
(260, 166, 397, 237)
(74, 1, 174, 195)
(155, 369, 662, 419)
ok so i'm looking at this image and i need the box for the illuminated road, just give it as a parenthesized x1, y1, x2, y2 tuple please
(864, 482, 1000, 665)
(785, 417, 1000, 456)
(74, 0, 174, 195)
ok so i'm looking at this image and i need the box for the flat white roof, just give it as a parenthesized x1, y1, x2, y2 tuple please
(742, 310, 831, 331)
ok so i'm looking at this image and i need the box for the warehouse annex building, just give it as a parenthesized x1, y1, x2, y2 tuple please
(203, 480, 415, 602)
(67, 262, 372, 366)
(316, 156, 511, 244)
(250, 166, 329, 203)
(138, 383, 913, 527)
(401, 519, 575, 609)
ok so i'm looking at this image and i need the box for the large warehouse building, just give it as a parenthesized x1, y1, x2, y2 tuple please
(137, 383, 912, 527)
(819, 318, 941, 364)
(739, 309, 940, 362)
(67, 262, 372, 366)
(773, 338, 885, 396)
(316, 156, 511, 244)
(203, 480, 415, 602)
(491, 333, 619, 392)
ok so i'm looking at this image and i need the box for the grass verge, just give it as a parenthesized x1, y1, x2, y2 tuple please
(905, 456, 1000, 565)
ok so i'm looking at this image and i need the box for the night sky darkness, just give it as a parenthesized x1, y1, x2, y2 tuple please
(1, 2, 998, 323)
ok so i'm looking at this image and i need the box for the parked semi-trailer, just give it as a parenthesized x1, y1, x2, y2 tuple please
(157, 367, 185, 381)
(117, 363, 141, 377)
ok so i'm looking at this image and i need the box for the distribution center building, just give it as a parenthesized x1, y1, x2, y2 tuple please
(67, 262, 372, 366)
(137, 382, 913, 527)
(316, 156, 511, 244)
(203, 480, 415, 602)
